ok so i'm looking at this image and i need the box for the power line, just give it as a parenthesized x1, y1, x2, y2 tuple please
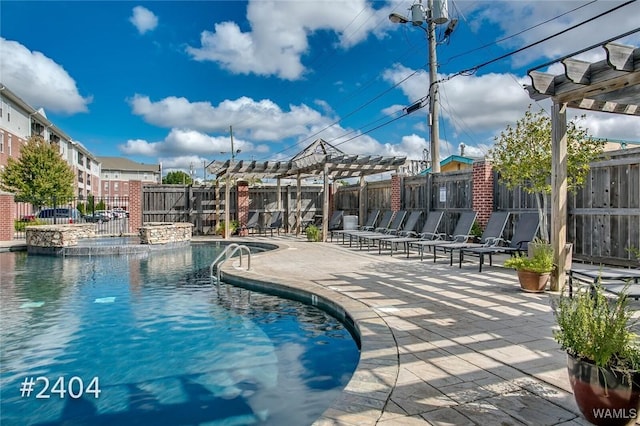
(440, 0, 599, 68)
(444, 0, 637, 79)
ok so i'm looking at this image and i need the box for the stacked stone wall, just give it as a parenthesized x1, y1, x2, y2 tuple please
(138, 222, 193, 244)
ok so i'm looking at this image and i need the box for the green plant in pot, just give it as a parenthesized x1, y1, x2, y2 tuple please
(503, 241, 554, 292)
(305, 224, 321, 242)
(553, 283, 640, 425)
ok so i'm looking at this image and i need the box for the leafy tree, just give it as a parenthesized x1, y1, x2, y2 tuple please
(163, 170, 193, 185)
(0, 136, 75, 208)
(489, 106, 604, 241)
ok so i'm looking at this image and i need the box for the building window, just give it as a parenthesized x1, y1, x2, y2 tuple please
(104, 174, 109, 179)
(0, 133, 4, 153)
(114, 182, 119, 191)
(8, 135, 12, 156)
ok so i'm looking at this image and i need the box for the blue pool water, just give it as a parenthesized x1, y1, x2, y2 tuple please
(0, 244, 359, 425)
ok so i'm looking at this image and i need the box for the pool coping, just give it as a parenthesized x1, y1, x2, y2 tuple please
(215, 239, 398, 425)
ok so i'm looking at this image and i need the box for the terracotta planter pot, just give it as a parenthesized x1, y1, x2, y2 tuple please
(516, 269, 550, 292)
(568, 353, 640, 425)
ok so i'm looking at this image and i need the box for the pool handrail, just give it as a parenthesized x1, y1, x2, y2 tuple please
(210, 243, 251, 282)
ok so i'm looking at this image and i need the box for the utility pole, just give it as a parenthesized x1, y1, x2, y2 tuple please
(427, 0, 440, 173)
(390, 0, 454, 174)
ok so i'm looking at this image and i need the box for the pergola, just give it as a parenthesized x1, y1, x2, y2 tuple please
(208, 139, 406, 240)
(525, 37, 640, 291)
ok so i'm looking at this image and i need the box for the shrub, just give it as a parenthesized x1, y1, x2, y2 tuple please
(504, 243, 553, 273)
(553, 282, 640, 371)
(305, 224, 321, 242)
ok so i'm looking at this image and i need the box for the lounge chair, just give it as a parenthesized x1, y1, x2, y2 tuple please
(330, 209, 380, 243)
(379, 211, 444, 256)
(240, 211, 260, 235)
(437, 211, 511, 266)
(260, 211, 283, 236)
(458, 212, 540, 272)
(343, 210, 394, 246)
(358, 210, 417, 251)
(328, 210, 344, 231)
(408, 211, 478, 261)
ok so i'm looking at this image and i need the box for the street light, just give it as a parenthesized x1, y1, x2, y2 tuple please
(389, 0, 450, 173)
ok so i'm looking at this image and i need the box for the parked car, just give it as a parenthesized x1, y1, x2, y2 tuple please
(95, 210, 114, 220)
(36, 208, 84, 224)
(111, 208, 127, 219)
(84, 211, 111, 223)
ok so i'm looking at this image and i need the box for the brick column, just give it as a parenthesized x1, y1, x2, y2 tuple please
(237, 181, 250, 236)
(0, 192, 15, 241)
(472, 160, 494, 227)
(128, 181, 143, 233)
(391, 174, 402, 212)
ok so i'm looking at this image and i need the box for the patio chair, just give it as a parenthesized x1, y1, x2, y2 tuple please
(378, 211, 444, 256)
(436, 211, 511, 266)
(260, 211, 283, 236)
(343, 210, 394, 246)
(353, 210, 407, 249)
(328, 210, 344, 231)
(240, 211, 260, 235)
(407, 211, 478, 261)
(458, 212, 540, 272)
(330, 209, 380, 243)
(358, 210, 418, 251)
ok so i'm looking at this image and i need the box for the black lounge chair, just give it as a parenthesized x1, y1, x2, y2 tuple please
(343, 210, 394, 246)
(330, 209, 380, 243)
(328, 210, 344, 231)
(260, 211, 283, 236)
(241, 211, 260, 235)
(379, 211, 444, 256)
(437, 211, 511, 266)
(459, 212, 540, 272)
(358, 210, 418, 251)
(408, 211, 478, 261)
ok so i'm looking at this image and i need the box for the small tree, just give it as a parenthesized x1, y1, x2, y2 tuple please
(0, 136, 75, 208)
(163, 170, 193, 185)
(489, 106, 604, 242)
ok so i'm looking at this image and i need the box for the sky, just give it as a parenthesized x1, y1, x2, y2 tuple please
(1, 0, 639, 180)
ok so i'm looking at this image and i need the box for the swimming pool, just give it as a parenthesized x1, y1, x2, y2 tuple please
(0, 244, 360, 425)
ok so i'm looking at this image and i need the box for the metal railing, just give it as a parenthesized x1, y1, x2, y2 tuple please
(209, 243, 251, 282)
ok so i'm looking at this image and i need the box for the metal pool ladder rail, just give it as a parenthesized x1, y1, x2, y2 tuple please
(210, 243, 251, 282)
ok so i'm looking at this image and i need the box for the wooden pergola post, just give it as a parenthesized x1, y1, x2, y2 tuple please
(322, 163, 329, 242)
(551, 102, 568, 291)
(296, 171, 302, 235)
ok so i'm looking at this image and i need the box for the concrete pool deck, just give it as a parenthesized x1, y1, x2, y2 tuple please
(208, 235, 599, 426)
(0, 236, 624, 425)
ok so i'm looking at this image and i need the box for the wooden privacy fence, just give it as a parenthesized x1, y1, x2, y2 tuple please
(142, 184, 323, 235)
(142, 149, 639, 264)
(334, 149, 640, 266)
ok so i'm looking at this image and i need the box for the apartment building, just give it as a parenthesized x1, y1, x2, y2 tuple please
(98, 156, 160, 198)
(0, 84, 100, 199)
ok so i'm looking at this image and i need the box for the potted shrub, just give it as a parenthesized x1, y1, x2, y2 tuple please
(553, 283, 640, 425)
(503, 242, 554, 292)
(305, 224, 321, 242)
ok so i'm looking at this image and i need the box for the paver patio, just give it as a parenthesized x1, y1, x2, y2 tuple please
(213, 235, 608, 426)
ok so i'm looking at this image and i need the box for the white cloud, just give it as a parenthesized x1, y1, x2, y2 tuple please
(120, 128, 256, 157)
(186, 0, 392, 80)
(128, 94, 326, 141)
(459, 1, 640, 68)
(382, 63, 532, 139)
(130, 6, 158, 35)
(0, 38, 91, 114)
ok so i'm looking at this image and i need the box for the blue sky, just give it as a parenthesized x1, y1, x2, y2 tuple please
(1, 0, 639, 179)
